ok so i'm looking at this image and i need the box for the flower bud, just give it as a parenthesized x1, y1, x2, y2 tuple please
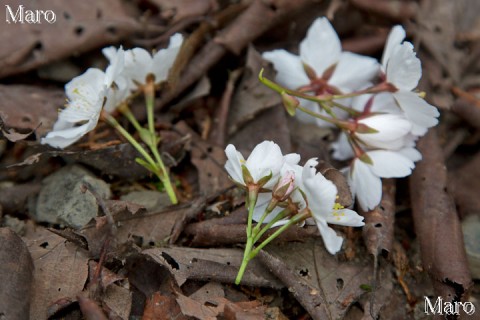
(281, 93, 299, 116)
(272, 171, 295, 202)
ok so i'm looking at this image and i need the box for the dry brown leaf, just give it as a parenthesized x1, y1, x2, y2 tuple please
(0, 228, 34, 320)
(264, 239, 373, 320)
(0, 0, 137, 78)
(77, 294, 108, 320)
(102, 284, 132, 320)
(80, 200, 200, 256)
(0, 85, 64, 139)
(143, 292, 188, 320)
(229, 106, 292, 156)
(362, 179, 396, 257)
(227, 46, 281, 135)
(174, 121, 233, 197)
(143, 246, 282, 288)
(64, 143, 150, 179)
(23, 225, 89, 319)
(150, 0, 217, 23)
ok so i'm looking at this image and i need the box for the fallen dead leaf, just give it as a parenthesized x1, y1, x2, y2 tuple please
(143, 246, 282, 288)
(143, 292, 188, 320)
(150, 0, 217, 23)
(0, 85, 64, 139)
(23, 224, 89, 319)
(264, 239, 374, 320)
(175, 121, 233, 197)
(227, 46, 281, 135)
(0, 227, 34, 320)
(0, 0, 137, 78)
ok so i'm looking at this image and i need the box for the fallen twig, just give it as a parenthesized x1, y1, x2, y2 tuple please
(410, 129, 473, 307)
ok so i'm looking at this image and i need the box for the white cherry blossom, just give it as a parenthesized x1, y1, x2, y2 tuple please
(224, 141, 300, 190)
(300, 158, 364, 254)
(42, 69, 108, 148)
(109, 33, 184, 88)
(381, 26, 439, 136)
(262, 17, 379, 125)
(346, 148, 421, 210)
(355, 113, 412, 150)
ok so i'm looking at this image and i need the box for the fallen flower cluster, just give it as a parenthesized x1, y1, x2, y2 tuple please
(41, 34, 184, 204)
(261, 18, 440, 211)
(42, 34, 183, 148)
(225, 141, 365, 284)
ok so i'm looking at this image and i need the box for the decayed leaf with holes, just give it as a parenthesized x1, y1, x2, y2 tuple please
(143, 246, 282, 288)
(23, 224, 89, 319)
(0, 0, 137, 78)
(265, 239, 373, 320)
(0, 85, 64, 140)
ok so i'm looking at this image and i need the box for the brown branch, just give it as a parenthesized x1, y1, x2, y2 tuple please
(410, 129, 473, 305)
(155, 0, 316, 113)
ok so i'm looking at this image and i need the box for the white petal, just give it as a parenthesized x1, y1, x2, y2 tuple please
(152, 33, 184, 83)
(326, 208, 365, 227)
(381, 25, 406, 68)
(284, 153, 301, 166)
(393, 91, 439, 135)
(300, 17, 341, 76)
(397, 147, 422, 162)
(315, 218, 344, 254)
(386, 43, 421, 91)
(329, 52, 379, 92)
(349, 160, 382, 211)
(369, 92, 400, 114)
(296, 100, 324, 124)
(224, 144, 245, 185)
(104, 47, 125, 86)
(331, 132, 354, 161)
(65, 68, 106, 102)
(41, 123, 91, 149)
(301, 158, 319, 182)
(246, 141, 284, 186)
(302, 173, 337, 218)
(262, 50, 309, 89)
(124, 48, 153, 85)
(368, 150, 415, 178)
(357, 114, 412, 149)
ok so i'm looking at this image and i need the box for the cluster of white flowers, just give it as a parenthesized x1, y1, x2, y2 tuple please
(262, 18, 440, 211)
(225, 141, 364, 254)
(41, 34, 184, 148)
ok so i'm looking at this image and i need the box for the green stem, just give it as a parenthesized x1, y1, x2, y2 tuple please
(145, 81, 156, 135)
(120, 105, 143, 132)
(253, 208, 291, 243)
(235, 188, 259, 285)
(249, 213, 306, 259)
(105, 114, 157, 168)
(150, 145, 178, 204)
(251, 201, 276, 237)
(259, 69, 364, 103)
(235, 235, 253, 285)
(246, 188, 258, 238)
